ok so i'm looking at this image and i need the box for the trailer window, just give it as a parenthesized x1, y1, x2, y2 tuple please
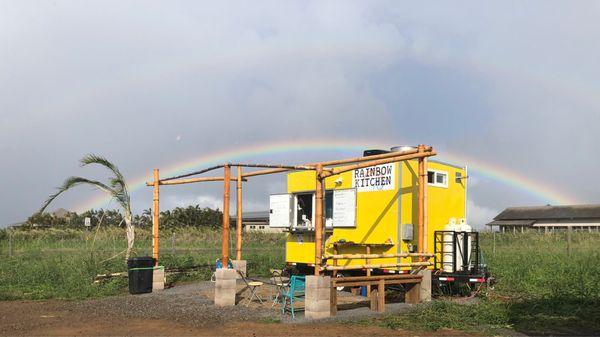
(427, 170, 448, 188)
(295, 193, 313, 227)
(325, 191, 333, 227)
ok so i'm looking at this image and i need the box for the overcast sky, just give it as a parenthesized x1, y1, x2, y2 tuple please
(1, 1, 600, 228)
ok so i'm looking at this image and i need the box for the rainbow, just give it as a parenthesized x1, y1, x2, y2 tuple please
(75, 139, 581, 212)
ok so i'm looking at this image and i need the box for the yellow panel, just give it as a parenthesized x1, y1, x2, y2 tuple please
(284, 159, 466, 273)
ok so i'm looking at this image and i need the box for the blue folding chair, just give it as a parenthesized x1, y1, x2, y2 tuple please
(281, 275, 305, 319)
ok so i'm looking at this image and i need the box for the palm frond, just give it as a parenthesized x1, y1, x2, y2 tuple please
(80, 154, 127, 191)
(40, 176, 115, 213)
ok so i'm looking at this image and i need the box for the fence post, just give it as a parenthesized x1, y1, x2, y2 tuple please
(567, 226, 572, 257)
(9, 230, 13, 258)
(492, 230, 496, 257)
(171, 233, 176, 255)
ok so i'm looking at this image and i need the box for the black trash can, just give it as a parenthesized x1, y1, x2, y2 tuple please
(127, 256, 155, 294)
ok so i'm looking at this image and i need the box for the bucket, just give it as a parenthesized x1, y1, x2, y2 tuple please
(127, 256, 155, 294)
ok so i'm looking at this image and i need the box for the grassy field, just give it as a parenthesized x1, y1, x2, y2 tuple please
(0, 227, 285, 300)
(1, 228, 599, 335)
(373, 232, 600, 335)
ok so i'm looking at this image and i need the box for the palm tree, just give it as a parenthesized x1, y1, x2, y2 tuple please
(40, 154, 135, 260)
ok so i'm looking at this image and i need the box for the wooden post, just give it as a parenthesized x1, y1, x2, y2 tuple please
(152, 169, 160, 265)
(366, 245, 371, 295)
(171, 233, 175, 255)
(493, 230, 496, 257)
(330, 281, 338, 316)
(405, 283, 420, 304)
(417, 145, 426, 257)
(314, 164, 324, 276)
(235, 166, 243, 261)
(8, 230, 13, 258)
(370, 288, 378, 311)
(377, 279, 385, 313)
(222, 165, 231, 267)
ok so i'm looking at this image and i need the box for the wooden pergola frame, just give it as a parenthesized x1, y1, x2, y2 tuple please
(146, 145, 435, 275)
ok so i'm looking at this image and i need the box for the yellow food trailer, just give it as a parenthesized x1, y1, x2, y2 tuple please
(269, 149, 467, 276)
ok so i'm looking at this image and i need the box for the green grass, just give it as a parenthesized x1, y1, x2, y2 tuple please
(0, 227, 285, 300)
(2, 228, 600, 335)
(373, 232, 600, 335)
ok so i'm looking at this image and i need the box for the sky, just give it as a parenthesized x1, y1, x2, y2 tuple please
(1, 1, 599, 228)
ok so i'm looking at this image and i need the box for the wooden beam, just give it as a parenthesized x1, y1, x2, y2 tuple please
(152, 169, 160, 265)
(322, 262, 431, 271)
(221, 165, 231, 267)
(325, 150, 436, 177)
(323, 252, 433, 260)
(331, 274, 422, 282)
(145, 176, 245, 186)
(241, 147, 433, 178)
(314, 164, 324, 276)
(418, 144, 425, 256)
(235, 166, 243, 261)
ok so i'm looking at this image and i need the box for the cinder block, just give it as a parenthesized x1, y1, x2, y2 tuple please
(306, 275, 331, 289)
(215, 268, 238, 280)
(214, 277, 236, 306)
(418, 269, 432, 302)
(231, 260, 247, 279)
(305, 287, 330, 301)
(215, 279, 237, 290)
(305, 310, 331, 320)
(152, 269, 165, 291)
(214, 291, 235, 306)
(305, 299, 330, 313)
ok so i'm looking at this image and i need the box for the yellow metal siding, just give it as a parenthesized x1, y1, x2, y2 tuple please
(284, 159, 466, 272)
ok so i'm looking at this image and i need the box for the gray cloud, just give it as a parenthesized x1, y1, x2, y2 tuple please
(1, 1, 599, 227)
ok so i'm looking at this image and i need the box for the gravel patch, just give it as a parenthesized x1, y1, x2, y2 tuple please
(74, 282, 277, 328)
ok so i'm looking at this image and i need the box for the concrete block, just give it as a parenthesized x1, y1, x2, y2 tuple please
(231, 260, 247, 279)
(214, 276, 236, 306)
(152, 269, 165, 291)
(215, 268, 237, 280)
(306, 275, 331, 289)
(305, 310, 331, 320)
(215, 279, 237, 290)
(305, 287, 330, 301)
(305, 299, 330, 313)
(418, 269, 432, 302)
(214, 291, 235, 306)
(305, 275, 331, 319)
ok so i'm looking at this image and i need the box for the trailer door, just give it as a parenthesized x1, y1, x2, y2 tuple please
(269, 194, 293, 228)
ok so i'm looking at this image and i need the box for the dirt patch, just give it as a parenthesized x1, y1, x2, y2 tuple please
(0, 282, 477, 336)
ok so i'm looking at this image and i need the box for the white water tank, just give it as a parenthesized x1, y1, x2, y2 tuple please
(442, 218, 473, 272)
(442, 218, 458, 273)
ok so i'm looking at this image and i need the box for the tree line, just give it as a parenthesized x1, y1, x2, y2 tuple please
(23, 205, 224, 230)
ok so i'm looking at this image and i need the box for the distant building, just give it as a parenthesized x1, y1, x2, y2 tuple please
(230, 211, 283, 233)
(487, 204, 600, 233)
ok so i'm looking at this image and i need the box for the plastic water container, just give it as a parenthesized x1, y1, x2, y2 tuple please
(127, 256, 155, 294)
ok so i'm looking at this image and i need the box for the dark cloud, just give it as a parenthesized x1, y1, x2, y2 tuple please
(1, 1, 599, 227)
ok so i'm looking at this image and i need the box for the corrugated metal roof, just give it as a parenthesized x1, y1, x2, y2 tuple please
(230, 211, 269, 222)
(494, 204, 600, 221)
(486, 220, 536, 227)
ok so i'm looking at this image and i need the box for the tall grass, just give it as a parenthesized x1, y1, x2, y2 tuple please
(375, 232, 600, 335)
(0, 227, 285, 300)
